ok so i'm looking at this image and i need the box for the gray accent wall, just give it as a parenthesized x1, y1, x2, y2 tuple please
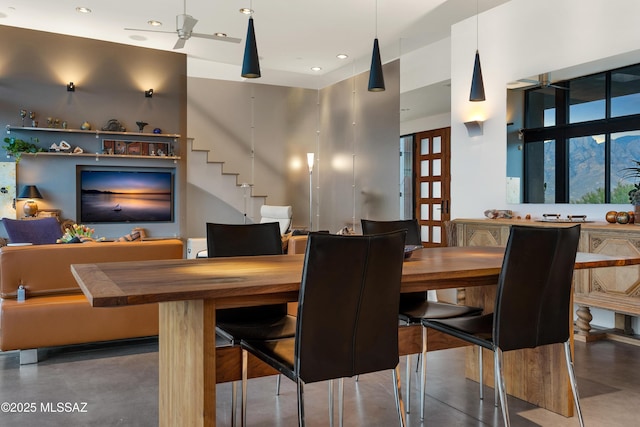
(0, 26, 186, 240)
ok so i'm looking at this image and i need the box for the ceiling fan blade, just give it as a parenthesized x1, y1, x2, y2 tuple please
(173, 38, 187, 49)
(124, 28, 176, 34)
(549, 84, 569, 90)
(191, 33, 241, 44)
(518, 78, 540, 84)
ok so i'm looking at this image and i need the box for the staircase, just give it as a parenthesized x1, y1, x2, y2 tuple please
(187, 138, 265, 223)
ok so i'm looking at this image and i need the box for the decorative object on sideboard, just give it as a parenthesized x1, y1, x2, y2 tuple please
(29, 111, 37, 127)
(136, 121, 149, 132)
(80, 121, 91, 130)
(621, 159, 640, 224)
(18, 185, 43, 217)
(19, 109, 26, 126)
(101, 119, 126, 132)
(3, 137, 44, 162)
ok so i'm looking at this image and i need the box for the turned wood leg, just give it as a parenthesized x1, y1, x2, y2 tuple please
(456, 288, 466, 305)
(575, 305, 593, 335)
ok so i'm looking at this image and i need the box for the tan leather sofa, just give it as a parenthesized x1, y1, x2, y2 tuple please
(0, 239, 183, 363)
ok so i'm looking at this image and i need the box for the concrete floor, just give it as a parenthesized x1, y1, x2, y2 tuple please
(0, 338, 638, 426)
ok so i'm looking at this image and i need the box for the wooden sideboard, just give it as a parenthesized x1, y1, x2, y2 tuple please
(453, 218, 640, 342)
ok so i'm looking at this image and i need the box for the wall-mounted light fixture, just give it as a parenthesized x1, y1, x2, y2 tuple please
(66, 82, 75, 92)
(144, 88, 154, 98)
(464, 120, 483, 137)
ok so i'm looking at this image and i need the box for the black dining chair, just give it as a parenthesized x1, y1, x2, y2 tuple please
(206, 222, 296, 426)
(361, 219, 482, 418)
(240, 231, 408, 427)
(422, 224, 583, 427)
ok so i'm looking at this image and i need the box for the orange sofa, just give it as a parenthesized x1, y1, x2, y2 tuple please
(0, 239, 184, 363)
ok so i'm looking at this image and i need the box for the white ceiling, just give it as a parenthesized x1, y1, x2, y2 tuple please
(0, 0, 509, 120)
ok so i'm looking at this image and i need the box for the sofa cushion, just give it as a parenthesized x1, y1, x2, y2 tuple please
(1, 217, 62, 245)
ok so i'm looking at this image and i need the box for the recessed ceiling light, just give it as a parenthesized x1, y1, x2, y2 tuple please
(148, 20, 162, 27)
(239, 8, 253, 15)
(311, 67, 322, 72)
(214, 32, 227, 38)
(75, 7, 91, 14)
(336, 54, 349, 60)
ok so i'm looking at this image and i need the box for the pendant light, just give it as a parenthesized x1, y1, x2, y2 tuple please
(368, 0, 385, 92)
(469, 0, 485, 101)
(241, 3, 260, 78)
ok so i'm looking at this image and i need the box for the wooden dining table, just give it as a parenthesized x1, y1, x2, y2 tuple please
(71, 245, 640, 426)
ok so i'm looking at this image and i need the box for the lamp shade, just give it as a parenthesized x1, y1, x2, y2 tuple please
(469, 50, 486, 102)
(18, 185, 43, 200)
(368, 38, 385, 92)
(241, 17, 261, 78)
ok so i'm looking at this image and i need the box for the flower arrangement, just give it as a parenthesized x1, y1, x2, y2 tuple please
(57, 223, 105, 243)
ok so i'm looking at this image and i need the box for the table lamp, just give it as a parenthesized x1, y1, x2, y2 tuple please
(18, 185, 43, 217)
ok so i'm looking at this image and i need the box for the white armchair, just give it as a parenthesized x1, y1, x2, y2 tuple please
(259, 205, 292, 236)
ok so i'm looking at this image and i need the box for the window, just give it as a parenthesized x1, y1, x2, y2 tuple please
(522, 63, 640, 203)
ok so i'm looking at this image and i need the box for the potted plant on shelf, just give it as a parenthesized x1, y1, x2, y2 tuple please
(3, 137, 44, 162)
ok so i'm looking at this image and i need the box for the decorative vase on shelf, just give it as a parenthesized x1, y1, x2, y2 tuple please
(80, 121, 91, 130)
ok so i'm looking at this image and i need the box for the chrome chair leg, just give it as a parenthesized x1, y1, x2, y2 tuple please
(276, 374, 281, 396)
(328, 379, 334, 427)
(241, 349, 249, 427)
(392, 365, 407, 427)
(420, 325, 427, 421)
(563, 341, 585, 427)
(338, 378, 344, 427)
(494, 348, 510, 427)
(405, 354, 412, 413)
(479, 346, 484, 400)
(232, 381, 237, 427)
(297, 379, 306, 427)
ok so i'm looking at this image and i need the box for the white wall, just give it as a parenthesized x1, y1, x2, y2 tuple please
(450, 0, 640, 221)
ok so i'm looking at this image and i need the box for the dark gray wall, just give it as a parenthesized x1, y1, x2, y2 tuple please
(0, 26, 186, 239)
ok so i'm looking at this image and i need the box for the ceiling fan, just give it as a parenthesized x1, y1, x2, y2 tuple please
(517, 73, 569, 90)
(124, 0, 241, 49)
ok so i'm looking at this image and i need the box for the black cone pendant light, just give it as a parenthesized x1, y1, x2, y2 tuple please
(469, 50, 485, 101)
(241, 16, 261, 78)
(368, 38, 385, 92)
(368, 0, 385, 92)
(469, 0, 485, 101)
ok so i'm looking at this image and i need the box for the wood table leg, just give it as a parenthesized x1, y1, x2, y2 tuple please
(159, 299, 217, 427)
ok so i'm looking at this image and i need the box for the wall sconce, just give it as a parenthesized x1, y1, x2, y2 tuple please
(144, 89, 154, 98)
(66, 82, 75, 92)
(464, 120, 483, 137)
(18, 185, 43, 217)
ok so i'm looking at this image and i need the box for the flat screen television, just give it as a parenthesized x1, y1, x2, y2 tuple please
(77, 167, 174, 223)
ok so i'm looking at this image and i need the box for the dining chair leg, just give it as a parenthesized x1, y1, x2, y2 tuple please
(276, 374, 281, 396)
(420, 325, 427, 421)
(232, 381, 237, 427)
(338, 378, 344, 427)
(494, 348, 510, 427)
(478, 346, 484, 400)
(328, 379, 334, 427)
(297, 378, 306, 427)
(405, 353, 412, 413)
(563, 341, 585, 427)
(392, 365, 407, 427)
(241, 349, 249, 427)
